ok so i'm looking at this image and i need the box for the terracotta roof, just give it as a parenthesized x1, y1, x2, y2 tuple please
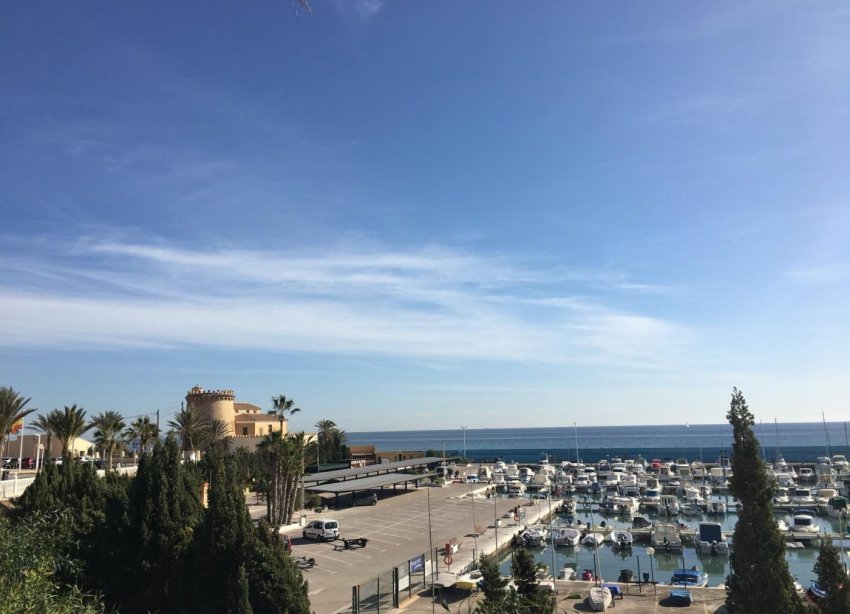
(234, 402, 262, 413)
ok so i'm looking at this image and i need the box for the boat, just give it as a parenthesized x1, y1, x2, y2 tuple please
(651, 523, 682, 552)
(454, 570, 482, 591)
(557, 498, 577, 516)
(668, 589, 693, 606)
(791, 487, 815, 506)
(776, 518, 789, 532)
(632, 515, 653, 529)
(552, 527, 581, 547)
(832, 455, 849, 472)
(679, 503, 703, 516)
(611, 496, 640, 515)
(696, 522, 729, 555)
(507, 482, 526, 497)
(798, 467, 815, 481)
(582, 532, 605, 546)
(816, 488, 839, 506)
(808, 580, 829, 602)
(587, 587, 613, 611)
(791, 514, 820, 533)
(519, 526, 547, 546)
(660, 494, 679, 515)
(557, 566, 576, 580)
(612, 529, 633, 550)
(705, 500, 727, 514)
(827, 495, 848, 518)
(670, 567, 708, 588)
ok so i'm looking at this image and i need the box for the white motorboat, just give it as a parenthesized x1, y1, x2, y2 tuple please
(660, 494, 680, 515)
(791, 487, 815, 506)
(611, 496, 640, 515)
(642, 487, 662, 510)
(776, 518, 789, 532)
(826, 495, 848, 518)
(552, 527, 581, 547)
(612, 529, 633, 549)
(816, 488, 838, 506)
(651, 523, 682, 552)
(679, 504, 703, 516)
(705, 500, 727, 514)
(507, 482, 525, 497)
(519, 526, 548, 546)
(587, 587, 613, 611)
(582, 532, 604, 546)
(696, 522, 729, 555)
(557, 565, 577, 580)
(791, 514, 820, 533)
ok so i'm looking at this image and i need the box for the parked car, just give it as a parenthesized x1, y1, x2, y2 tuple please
(352, 493, 378, 507)
(303, 519, 340, 542)
(280, 534, 293, 553)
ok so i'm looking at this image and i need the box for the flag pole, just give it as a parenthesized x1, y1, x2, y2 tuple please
(18, 417, 25, 470)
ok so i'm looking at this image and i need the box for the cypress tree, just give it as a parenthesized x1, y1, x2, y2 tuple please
(474, 554, 512, 613)
(189, 451, 254, 613)
(246, 521, 311, 614)
(102, 436, 203, 613)
(725, 387, 805, 613)
(814, 536, 850, 613)
(510, 547, 555, 613)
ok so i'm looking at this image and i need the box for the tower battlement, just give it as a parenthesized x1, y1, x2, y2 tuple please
(186, 386, 235, 401)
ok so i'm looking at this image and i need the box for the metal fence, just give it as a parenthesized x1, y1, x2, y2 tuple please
(351, 553, 427, 613)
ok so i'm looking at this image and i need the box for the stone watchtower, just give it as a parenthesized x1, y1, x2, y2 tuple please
(185, 386, 236, 436)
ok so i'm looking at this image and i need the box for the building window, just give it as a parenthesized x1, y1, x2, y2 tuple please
(242, 427, 248, 436)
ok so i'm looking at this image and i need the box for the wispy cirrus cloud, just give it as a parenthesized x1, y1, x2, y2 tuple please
(0, 237, 688, 368)
(786, 263, 850, 285)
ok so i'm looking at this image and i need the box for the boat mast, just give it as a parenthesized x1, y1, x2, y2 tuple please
(574, 422, 580, 464)
(823, 412, 832, 459)
(774, 418, 780, 461)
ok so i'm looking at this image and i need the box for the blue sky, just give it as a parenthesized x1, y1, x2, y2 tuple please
(2, 1, 849, 431)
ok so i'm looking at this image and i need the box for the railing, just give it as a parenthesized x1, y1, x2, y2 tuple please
(0, 464, 138, 500)
(351, 553, 427, 613)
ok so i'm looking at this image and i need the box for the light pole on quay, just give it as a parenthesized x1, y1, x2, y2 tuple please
(461, 426, 467, 460)
(645, 546, 656, 595)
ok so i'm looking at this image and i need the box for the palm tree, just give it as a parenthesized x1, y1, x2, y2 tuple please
(269, 394, 300, 434)
(257, 430, 287, 524)
(54, 405, 92, 456)
(33, 411, 61, 460)
(203, 419, 234, 453)
(314, 419, 337, 466)
(124, 416, 159, 458)
(168, 408, 209, 460)
(285, 431, 310, 523)
(0, 387, 37, 457)
(89, 410, 126, 470)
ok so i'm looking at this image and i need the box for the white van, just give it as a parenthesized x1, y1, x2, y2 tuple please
(303, 519, 340, 541)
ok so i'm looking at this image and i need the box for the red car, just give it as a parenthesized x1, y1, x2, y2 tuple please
(280, 534, 293, 553)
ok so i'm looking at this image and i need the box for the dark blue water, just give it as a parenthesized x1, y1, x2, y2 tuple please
(348, 422, 850, 463)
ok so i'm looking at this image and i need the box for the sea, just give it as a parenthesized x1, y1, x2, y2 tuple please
(348, 421, 850, 463)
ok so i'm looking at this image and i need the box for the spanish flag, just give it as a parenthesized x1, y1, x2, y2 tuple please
(9, 417, 24, 434)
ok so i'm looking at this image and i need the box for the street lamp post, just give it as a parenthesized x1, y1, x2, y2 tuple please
(470, 482, 479, 566)
(645, 547, 656, 595)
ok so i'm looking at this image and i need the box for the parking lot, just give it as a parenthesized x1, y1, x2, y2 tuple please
(273, 482, 521, 614)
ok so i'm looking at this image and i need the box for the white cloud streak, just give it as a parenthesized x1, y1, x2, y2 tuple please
(0, 239, 688, 368)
